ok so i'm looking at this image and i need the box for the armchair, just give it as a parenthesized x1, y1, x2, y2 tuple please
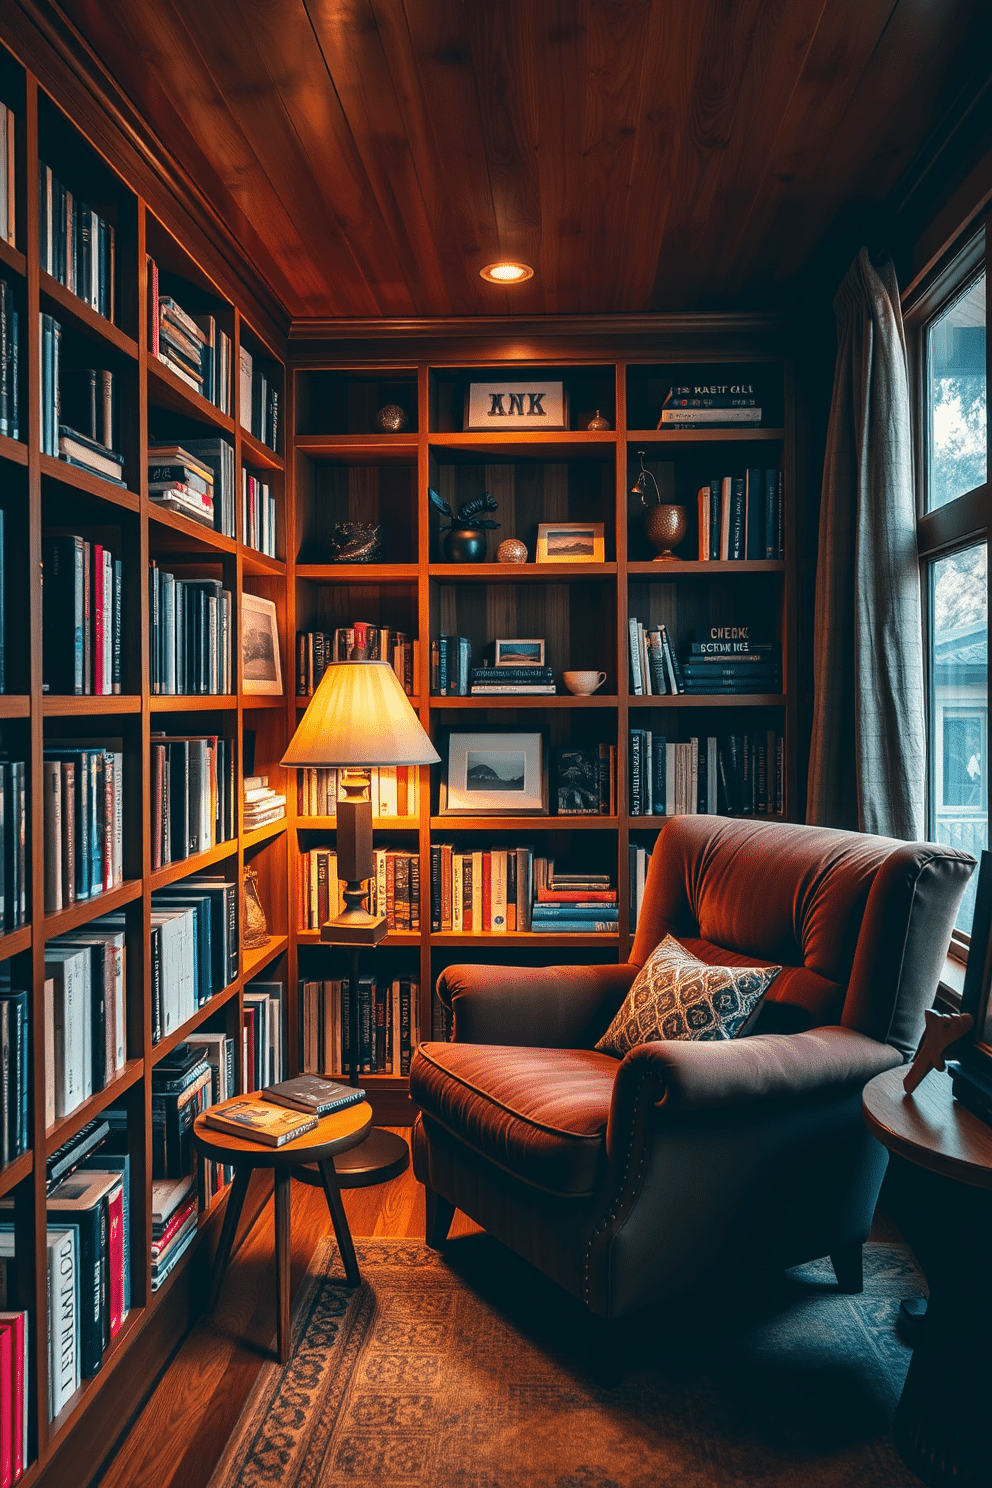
(411, 817, 974, 1321)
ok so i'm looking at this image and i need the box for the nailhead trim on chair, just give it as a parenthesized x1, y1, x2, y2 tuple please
(582, 1068, 656, 1309)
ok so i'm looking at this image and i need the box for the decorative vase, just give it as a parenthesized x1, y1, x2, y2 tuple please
(444, 528, 488, 563)
(586, 409, 612, 431)
(642, 503, 687, 561)
(241, 867, 269, 949)
(375, 403, 409, 433)
(496, 538, 528, 564)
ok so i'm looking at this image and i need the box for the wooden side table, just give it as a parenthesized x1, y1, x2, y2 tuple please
(863, 1065, 992, 1488)
(193, 1095, 373, 1363)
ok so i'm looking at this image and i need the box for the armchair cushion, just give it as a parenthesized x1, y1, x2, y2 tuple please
(411, 1042, 618, 1197)
(595, 935, 780, 1056)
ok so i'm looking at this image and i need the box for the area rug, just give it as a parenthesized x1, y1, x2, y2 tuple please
(207, 1236, 925, 1488)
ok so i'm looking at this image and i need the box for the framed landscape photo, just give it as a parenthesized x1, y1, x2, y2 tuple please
(535, 521, 605, 564)
(441, 732, 547, 815)
(494, 638, 545, 668)
(241, 593, 283, 695)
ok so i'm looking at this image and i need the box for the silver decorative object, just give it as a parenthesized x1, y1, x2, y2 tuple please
(375, 404, 409, 433)
(328, 522, 382, 563)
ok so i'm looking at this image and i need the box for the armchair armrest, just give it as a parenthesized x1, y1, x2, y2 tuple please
(437, 962, 637, 1048)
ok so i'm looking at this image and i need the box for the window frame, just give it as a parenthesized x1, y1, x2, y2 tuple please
(906, 221, 990, 965)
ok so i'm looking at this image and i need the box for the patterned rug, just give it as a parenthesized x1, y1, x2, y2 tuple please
(207, 1236, 925, 1488)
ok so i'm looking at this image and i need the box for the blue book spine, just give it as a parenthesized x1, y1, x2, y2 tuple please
(764, 469, 778, 560)
(531, 905, 620, 921)
(531, 921, 617, 934)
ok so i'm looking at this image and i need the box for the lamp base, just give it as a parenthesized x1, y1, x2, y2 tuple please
(319, 909, 387, 947)
(293, 1127, 409, 1189)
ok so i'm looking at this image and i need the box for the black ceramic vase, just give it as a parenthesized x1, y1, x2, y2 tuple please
(444, 528, 488, 563)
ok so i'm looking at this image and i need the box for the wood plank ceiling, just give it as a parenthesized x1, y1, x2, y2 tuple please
(56, 0, 992, 320)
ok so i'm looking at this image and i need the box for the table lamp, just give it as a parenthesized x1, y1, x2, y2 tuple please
(281, 659, 440, 1184)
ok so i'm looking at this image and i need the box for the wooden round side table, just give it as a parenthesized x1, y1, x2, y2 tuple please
(193, 1095, 373, 1363)
(863, 1065, 992, 1488)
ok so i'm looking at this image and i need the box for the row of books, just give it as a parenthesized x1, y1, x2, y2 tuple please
(430, 634, 471, 696)
(694, 470, 784, 560)
(0, 1305, 27, 1479)
(238, 345, 279, 452)
(628, 729, 784, 817)
(243, 774, 286, 831)
(300, 976, 421, 1076)
(150, 1171, 201, 1293)
(629, 619, 782, 696)
(147, 260, 232, 414)
(658, 383, 761, 426)
(628, 843, 654, 931)
(0, 279, 20, 442)
(0, 102, 14, 246)
(296, 765, 421, 819)
(556, 746, 615, 815)
(428, 851, 618, 934)
(38, 331, 126, 487)
(42, 533, 123, 695)
(469, 665, 556, 696)
(42, 744, 124, 911)
(44, 918, 127, 1121)
(531, 864, 618, 933)
(151, 733, 237, 869)
(243, 982, 285, 1094)
(150, 877, 239, 1044)
(0, 762, 27, 932)
(149, 437, 237, 540)
(243, 471, 277, 557)
(38, 162, 115, 322)
(148, 567, 233, 695)
(298, 848, 421, 932)
(0, 972, 28, 1165)
(296, 625, 416, 697)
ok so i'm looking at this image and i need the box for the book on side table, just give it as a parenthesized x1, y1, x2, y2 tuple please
(201, 1100, 318, 1147)
(262, 1075, 367, 1116)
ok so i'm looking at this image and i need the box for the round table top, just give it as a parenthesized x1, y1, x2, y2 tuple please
(862, 1065, 992, 1190)
(193, 1095, 373, 1167)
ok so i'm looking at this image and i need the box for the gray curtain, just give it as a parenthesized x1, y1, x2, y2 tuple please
(806, 249, 925, 840)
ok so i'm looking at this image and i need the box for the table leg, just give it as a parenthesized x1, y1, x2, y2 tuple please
(207, 1167, 250, 1313)
(274, 1167, 292, 1364)
(318, 1157, 361, 1286)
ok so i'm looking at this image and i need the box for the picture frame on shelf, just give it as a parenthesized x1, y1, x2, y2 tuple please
(440, 732, 547, 815)
(494, 638, 546, 668)
(535, 521, 605, 564)
(464, 380, 567, 431)
(950, 850, 992, 1123)
(241, 592, 283, 695)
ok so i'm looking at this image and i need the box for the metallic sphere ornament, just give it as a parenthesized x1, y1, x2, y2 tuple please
(586, 409, 612, 431)
(375, 403, 409, 433)
(496, 538, 528, 564)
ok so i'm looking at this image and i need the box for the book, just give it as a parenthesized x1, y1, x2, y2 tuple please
(202, 1100, 318, 1147)
(261, 1075, 366, 1115)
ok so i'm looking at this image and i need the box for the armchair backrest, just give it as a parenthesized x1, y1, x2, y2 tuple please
(630, 816, 974, 1057)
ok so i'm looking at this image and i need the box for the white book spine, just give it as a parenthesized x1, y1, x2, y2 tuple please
(48, 1228, 79, 1420)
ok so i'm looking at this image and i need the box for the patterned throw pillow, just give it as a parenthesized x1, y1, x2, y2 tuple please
(595, 935, 780, 1058)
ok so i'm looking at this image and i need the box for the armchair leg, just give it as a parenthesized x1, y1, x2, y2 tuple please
(831, 1242, 864, 1294)
(424, 1187, 455, 1249)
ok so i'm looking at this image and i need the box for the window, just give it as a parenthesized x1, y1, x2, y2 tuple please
(910, 228, 989, 941)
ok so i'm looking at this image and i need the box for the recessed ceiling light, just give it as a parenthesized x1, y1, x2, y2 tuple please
(480, 261, 534, 284)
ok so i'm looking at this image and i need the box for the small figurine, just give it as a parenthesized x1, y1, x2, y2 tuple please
(328, 521, 382, 563)
(429, 488, 500, 563)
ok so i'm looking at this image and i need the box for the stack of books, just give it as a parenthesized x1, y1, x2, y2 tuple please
(150, 732, 236, 869)
(628, 618, 683, 695)
(43, 917, 127, 1121)
(0, 102, 14, 246)
(296, 623, 415, 696)
(150, 1046, 211, 1288)
(58, 364, 124, 486)
(628, 728, 784, 817)
(38, 162, 115, 320)
(238, 344, 279, 451)
(555, 746, 615, 815)
(532, 862, 618, 934)
(42, 743, 124, 908)
(42, 534, 124, 695)
(243, 774, 286, 831)
(150, 1175, 198, 1293)
(0, 278, 20, 441)
(188, 1031, 235, 1205)
(681, 639, 781, 695)
(296, 765, 420, 818)
(174, 436, 236, 538)
(0, 760, 27, 931)
(0, 971, 28, 1163)
(148, 442, 215, 528)
(147, 262, 231, 413)
(695, 469, 784, 560)
(657, 382, 760, 427)
(299, 975, 420, 1076)
(149, 878, 239, 1043)
(470, 665, 556, 695)
(242, 470, 277, 556)
(148, 568, 233, 695)
(430, 634, 471, 696)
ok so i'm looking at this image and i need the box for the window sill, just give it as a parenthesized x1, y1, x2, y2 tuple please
(937, 952, 966, 1010)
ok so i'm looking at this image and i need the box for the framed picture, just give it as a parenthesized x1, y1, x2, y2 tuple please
(441, 732, 547, 815)
(241, 593, 283, 695)
(464, 380, 567, 431)
(535, 521, 605, 564)
(494, 638, 545, 668)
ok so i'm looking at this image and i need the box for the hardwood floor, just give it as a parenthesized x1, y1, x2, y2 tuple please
(91, 1130, 469, 1488)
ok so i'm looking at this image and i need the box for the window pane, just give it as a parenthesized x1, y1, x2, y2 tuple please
(930, 543, 988, 933)
(927, 274, 986, 512)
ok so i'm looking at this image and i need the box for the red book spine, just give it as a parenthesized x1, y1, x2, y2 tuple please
(104, 754, 114, 891)
(0, 1314, 25, 1484)
(92, 544, 104, 696)
(385, 853, 396, 929)
(0, 1323, 11, 1488)
(244, 1010, 256, 1092)
(148, 255, 160, 356)
(482, 852, 492, 932)
(151, 1192, 199, 1257)
(107, 1187, 125, 1337)
(535, 887, 618, 903)
(461, 857, 473, 932)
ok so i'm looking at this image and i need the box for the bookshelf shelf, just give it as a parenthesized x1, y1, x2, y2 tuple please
(148, 505, 237, 555)
(430, 694, 617, 709)
(0, 1149, 33, 1202)
(149, 841, 238, 890)
(242, 694, 288, 710)
(0, 694, 30, 717)
(0, 432, 27, 466)
(42, 693, 142, 715)
(630, 693, 786, 707)
(295, 562, 419, 583)
(240, 546, 286, 576)
(430, 931, 620, 946)
(429, 431, 617, 458)
(39, 454, 140, 512)
(43, 1060, 145, 1159)
(241, 818, 287, 849)
(429, 816, 620, 831)
(0, 233, 25, 277)
(297, 815, 421, 830)
(242, 934, 290, 980)
(428, 562, 617, 582)
(628, 426, 786, 443)
(48, 1309, 147, 1447)
(38, 269, 139, 359)
(146, 351, 237, 432)
(241, 428, 284, 471)
(150, 980, 243, 1065)
(0, 925, 32, 961)
(626, 560, 786, 576)
(149, 694, 237, 712)
(42, 880, 143, 938)
(295, 434, 419, 462)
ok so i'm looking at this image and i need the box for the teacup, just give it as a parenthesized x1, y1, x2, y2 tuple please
(563, 670, 607, 696)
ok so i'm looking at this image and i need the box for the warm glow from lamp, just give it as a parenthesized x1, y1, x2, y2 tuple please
(480, 261, 534, 284)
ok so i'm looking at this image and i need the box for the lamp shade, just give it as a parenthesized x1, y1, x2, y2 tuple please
(280, 660, 440, 768)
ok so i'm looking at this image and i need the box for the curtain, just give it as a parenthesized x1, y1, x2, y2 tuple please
(806, 248, 925, 840)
